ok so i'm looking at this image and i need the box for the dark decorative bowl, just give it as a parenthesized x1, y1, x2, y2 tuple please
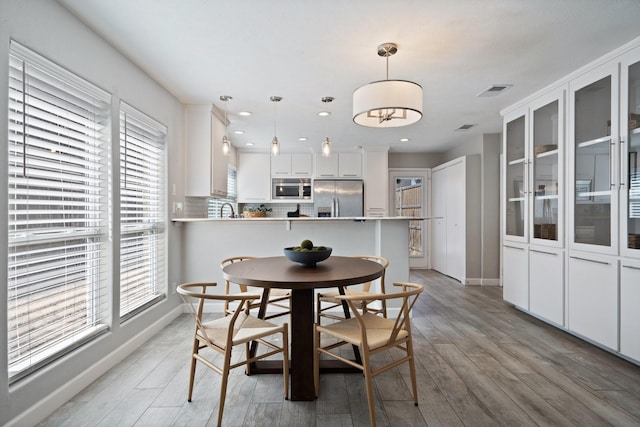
(284, 247, 332, 267)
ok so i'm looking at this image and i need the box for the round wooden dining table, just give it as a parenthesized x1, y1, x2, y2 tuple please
(222, 255, 384, 401)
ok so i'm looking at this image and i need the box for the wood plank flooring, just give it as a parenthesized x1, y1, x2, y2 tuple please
(38, 270, 640, 426)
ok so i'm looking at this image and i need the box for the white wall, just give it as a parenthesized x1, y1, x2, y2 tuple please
(0, 1, 185, 425)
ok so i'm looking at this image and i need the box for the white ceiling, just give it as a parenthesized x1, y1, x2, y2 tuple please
(57, 0, 640, 154)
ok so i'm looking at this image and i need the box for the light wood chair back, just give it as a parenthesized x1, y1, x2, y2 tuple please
(177, 282, 289, 427)
(314, 282, 423, 427)
(316, 255, 389, 323)
(220, 256, 291, 320)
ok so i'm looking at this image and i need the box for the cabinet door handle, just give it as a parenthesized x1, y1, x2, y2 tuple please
(570, 255, 609, 265)
(622, 264, 640, 270)
(619, 136, 626, 188)
(504, 245, 525, 250)
(609, 138, 616, 189)
(530, 249, 558, 256)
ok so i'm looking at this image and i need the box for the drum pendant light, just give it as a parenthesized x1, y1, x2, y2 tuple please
(220, 95, 232, 156)
(270, 96, 282, 156)
(353, 42, 423, 128)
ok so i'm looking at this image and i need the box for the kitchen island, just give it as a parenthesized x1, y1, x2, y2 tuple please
(174, 217, 423, 309)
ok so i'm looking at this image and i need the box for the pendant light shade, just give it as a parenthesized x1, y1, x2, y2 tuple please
(220, 95, 232, 156)
(322, 137, 331, 157)
(321, 96, 333, 157)
(353, 43, 423, 128)
(270, 96, 282, 156)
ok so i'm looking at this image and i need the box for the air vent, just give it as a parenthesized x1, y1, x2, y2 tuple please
(455, 124, 476, 131)
(477, 84, 513, 97)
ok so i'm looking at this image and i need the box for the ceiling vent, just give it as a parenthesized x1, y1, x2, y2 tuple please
(477, 84, 513, 97)
(455, 124, 476, 131)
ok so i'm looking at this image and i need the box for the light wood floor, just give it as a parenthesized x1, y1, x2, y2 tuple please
(38, 270, 640, 426)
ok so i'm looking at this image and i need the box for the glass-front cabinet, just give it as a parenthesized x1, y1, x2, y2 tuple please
(503, 89, 564, 247)
(621, 54, 640, 257)
(569, 63, 620, 255)
(504, 113, 527, 242)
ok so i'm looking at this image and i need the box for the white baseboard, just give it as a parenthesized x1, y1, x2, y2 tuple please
(463, 278, 500, 286)
(7, 305, 183, 427)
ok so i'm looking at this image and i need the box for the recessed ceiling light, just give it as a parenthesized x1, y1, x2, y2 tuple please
(477, 84, 513, 97)
(298, 137, 308, 141)
(318, 111, 331, 117)
(234, 130, 245, 134)
(455, 124, 477, 131)
(399, 138, 410, 142)
(245, 142, 254, 146)
(238, 111, 252, 116)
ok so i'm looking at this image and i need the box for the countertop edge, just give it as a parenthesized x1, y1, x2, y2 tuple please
(171, 216, 438, 223)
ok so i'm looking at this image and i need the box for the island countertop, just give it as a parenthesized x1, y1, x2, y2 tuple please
(172, 216, 435, 222)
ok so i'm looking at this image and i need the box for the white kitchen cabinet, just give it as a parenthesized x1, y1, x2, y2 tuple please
(237, 152, 270, 203)
(529, 246, 564, 325)
(364, 149, 388, 216)
(338, 152, 362, 177)
(503, 88, 565, 247)
(314, 151, 362, 178)
(620, 259, 640, 361)
(431, 155, 481, 284)
(502, 243, 529, 309)
(271, 153, 313, 177)
(185, 105, 230, 197)
(568, 253, 618, 350)
(499, 37, 640, 364)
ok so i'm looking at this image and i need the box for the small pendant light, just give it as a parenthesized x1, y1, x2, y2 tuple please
(220, 95, 232, 156)
(270, 96, 282, 156)
(321, 96, 333, 157)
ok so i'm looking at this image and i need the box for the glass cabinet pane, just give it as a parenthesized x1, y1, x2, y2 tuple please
(574, 76, 612, 247)
(533, 101, 559, 241)
(627, 61, 640, 251)
(506, 115, 526, 237)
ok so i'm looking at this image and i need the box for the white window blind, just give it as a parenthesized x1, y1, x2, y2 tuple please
(7, 42, 111, 380)
(119, 103, 166, 320)
(208, 165, 237, 217)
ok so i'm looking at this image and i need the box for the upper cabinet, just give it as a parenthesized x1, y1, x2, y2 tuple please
(568, 62, 620, 255)
(237, 152, 270, 203)
(271, 153, 313, 177)
(314, 151, 362, 178)
(620, 49, 640, 258)
(364, 149, 388, 216)
(567, 47, 640, 257)
(185, 105, 230, 197)
(503, 88, 565, 248)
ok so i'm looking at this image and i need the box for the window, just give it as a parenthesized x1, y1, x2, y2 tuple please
(7, 42, 111, 380)
(119, 103, 167, 320)
(208, 165, 237, 218)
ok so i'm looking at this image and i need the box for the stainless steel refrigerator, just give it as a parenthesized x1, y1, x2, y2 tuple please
(313, 180, 364, 217)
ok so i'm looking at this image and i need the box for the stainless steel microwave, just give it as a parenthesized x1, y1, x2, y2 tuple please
(272, 178, 311, 199)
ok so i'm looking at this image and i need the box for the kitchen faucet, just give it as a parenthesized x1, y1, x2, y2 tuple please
(219, 202, 235, 218)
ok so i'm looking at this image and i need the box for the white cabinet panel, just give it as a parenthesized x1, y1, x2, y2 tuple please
(185, 105, 229, 197)
(568, 253, 618, 350)
(620, 259, 640, 361)
(238, 152, 270, 203)
(364, 150, 388, 216)
(431, 156, 480, 283)
(272, 153, 312, 177)
(338, 152, 362, 177)
(529, 247, 564, 325)
(503, 244, 529, 309)
(315, 155, 339, 177)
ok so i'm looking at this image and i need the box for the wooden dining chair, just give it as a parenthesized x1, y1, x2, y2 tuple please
(316, 255, 389, 324)
(221, 256, 291, 320)
(177, 282, 289, 427)
(313, 282, 423, 427)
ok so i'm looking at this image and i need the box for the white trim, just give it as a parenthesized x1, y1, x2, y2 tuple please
(5, 306, 182, 427)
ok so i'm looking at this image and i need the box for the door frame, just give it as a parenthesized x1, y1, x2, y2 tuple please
(389, 168, 431, 268)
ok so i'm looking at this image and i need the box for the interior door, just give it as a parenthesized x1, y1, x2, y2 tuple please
(431, 168, 447, 273)
(446, 161, 466, 282)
